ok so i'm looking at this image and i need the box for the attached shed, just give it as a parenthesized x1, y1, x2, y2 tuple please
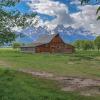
(20, 34, 75, 53)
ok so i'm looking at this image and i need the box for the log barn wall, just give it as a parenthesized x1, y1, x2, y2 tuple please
(35, 34, 75, 53)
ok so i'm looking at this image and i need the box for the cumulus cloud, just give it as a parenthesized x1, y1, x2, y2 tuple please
(45, 11, 75, 29)
(27, 0, 74, 29)
(70, 0, 81, 5)
(27, 0, 66, 15)
(71, 5, 100, 35)
(27, 0, 100, 35)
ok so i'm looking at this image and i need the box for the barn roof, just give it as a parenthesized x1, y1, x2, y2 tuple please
(33, 33, 57, 45)
(21, 33, 74, 47)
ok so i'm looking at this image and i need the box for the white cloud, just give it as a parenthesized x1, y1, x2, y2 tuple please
(28, 0, 68, 15)
(71, 5, 100, 35)
(70, 0, 81, 5)
(27, 0, 74, 29)
(45, 10, 75, 29)
(27, 0, 100, 35)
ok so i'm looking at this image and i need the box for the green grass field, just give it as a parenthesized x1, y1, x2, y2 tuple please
(0, 69, 100, 100)
(0, 49, 100, 78)
(0, 49, 100, 100)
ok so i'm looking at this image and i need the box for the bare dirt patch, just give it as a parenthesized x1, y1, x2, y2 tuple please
(95, 57, 100, 60)
(19, 69, 100, 96)
(67, 62, 75, 65)
(0, 60, 10, 68)
(79, 86, 100, 96)
(60, 77, 100, 96)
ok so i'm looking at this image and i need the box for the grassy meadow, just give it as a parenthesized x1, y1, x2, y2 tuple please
(0, 48, 100, 100)
(1, 69, 100, 100)
(0, 49, 100, 78)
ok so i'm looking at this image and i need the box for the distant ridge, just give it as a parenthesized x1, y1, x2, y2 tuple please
(16, 25, 95, 43)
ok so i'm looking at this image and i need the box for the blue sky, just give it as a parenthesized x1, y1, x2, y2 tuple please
(4, 0, 100, 36)
(13, 0, 99, 13)
(10, 0, 81, 13)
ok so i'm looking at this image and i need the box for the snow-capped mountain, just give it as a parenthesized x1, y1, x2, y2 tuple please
(54, 25, 95, 43)
(16, 25, 95, 43)
(16, 26, 51, 43)
(54, 25, 75, 35)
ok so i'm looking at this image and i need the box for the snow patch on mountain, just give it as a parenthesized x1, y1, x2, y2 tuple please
(16, 25, 95, 43)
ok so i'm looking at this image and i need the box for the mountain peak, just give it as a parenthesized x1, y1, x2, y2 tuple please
(16, 25, 95, 43)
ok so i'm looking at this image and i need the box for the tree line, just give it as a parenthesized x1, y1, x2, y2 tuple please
(74, 36, 100, 50)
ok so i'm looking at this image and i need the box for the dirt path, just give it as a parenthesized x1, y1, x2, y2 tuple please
(0, 60, 10, 68)
(19, 69, 100, 96)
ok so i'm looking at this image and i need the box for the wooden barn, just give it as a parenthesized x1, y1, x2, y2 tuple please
(20, 34, 75, 53)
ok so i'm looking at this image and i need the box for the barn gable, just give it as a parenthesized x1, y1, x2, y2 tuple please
(20, 33, 75, 53)
(33, 33, 73, 47)
(50, 34, 64, 44)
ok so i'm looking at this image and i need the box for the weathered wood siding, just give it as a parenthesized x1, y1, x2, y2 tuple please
(35, 34, 75, 53)
(35, 44, 50, 53)
(20, 47, 35, 53)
